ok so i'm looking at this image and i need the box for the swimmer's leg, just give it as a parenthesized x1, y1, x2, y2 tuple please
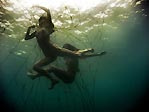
(47, 66, 75, 84)
(33, 57, 53, 74)
(78, 48, 94, 54)
(63, 43, 79, 51)
(62, 43, 94, 58)
(47, 66, 66, 89)
(82, 51, 107, 58)
(31, 57, 59, 88)
(63, 43, 94, 53)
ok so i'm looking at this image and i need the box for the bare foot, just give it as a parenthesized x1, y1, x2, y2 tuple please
(88, 48, 94, 53)
(27, 70, 41, 80)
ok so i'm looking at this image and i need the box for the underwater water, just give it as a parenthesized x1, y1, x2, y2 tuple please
(0, 0, 148, 112)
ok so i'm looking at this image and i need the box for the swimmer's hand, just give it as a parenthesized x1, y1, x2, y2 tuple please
(32, 5, 49, 11)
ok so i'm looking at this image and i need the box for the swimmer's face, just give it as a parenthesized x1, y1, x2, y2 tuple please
(39, 20, 45, 26)
(39, 17, 48, 27)
(39, 19, 46, 27)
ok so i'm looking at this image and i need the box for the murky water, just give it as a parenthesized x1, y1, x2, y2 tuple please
(0, 0, 148, 112)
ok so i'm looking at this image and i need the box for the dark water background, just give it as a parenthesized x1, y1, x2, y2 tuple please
(0, 0, 148, 112)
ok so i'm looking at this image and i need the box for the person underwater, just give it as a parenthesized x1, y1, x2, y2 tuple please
(25, 6, 106, 89)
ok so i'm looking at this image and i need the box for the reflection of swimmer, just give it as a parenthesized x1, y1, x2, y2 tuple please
(25, 6, 106, 89)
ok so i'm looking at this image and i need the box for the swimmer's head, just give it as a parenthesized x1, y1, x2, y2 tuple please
(39, 16, 48, 27)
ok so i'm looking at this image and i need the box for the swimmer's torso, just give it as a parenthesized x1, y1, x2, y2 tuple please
(35, 27, 56, 57)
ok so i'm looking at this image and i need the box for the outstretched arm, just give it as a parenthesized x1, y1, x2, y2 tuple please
(33, 5, 52, 22)
(25, 25, 36, 40)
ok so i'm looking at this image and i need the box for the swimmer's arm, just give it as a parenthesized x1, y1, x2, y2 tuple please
(34, 6, 52, 22)
(25, 26, 36, 40)
(44, 8, 52, 22)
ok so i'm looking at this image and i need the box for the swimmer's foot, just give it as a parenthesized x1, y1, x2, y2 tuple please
(87, 48, 94, 53)
(27, 70, 41, 80)
(48, 79, 59, 90)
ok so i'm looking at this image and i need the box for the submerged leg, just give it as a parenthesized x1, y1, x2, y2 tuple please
(29, 57, 59, 88)
(47, 66, 75, 84)
(82, 51, 107, 58)
(33, 57, 55, 74)
(78, 48, 94, 54)
(63, 43, 79, 51)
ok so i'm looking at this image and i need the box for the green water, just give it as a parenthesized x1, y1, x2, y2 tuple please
(0, 0, 148, 112)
